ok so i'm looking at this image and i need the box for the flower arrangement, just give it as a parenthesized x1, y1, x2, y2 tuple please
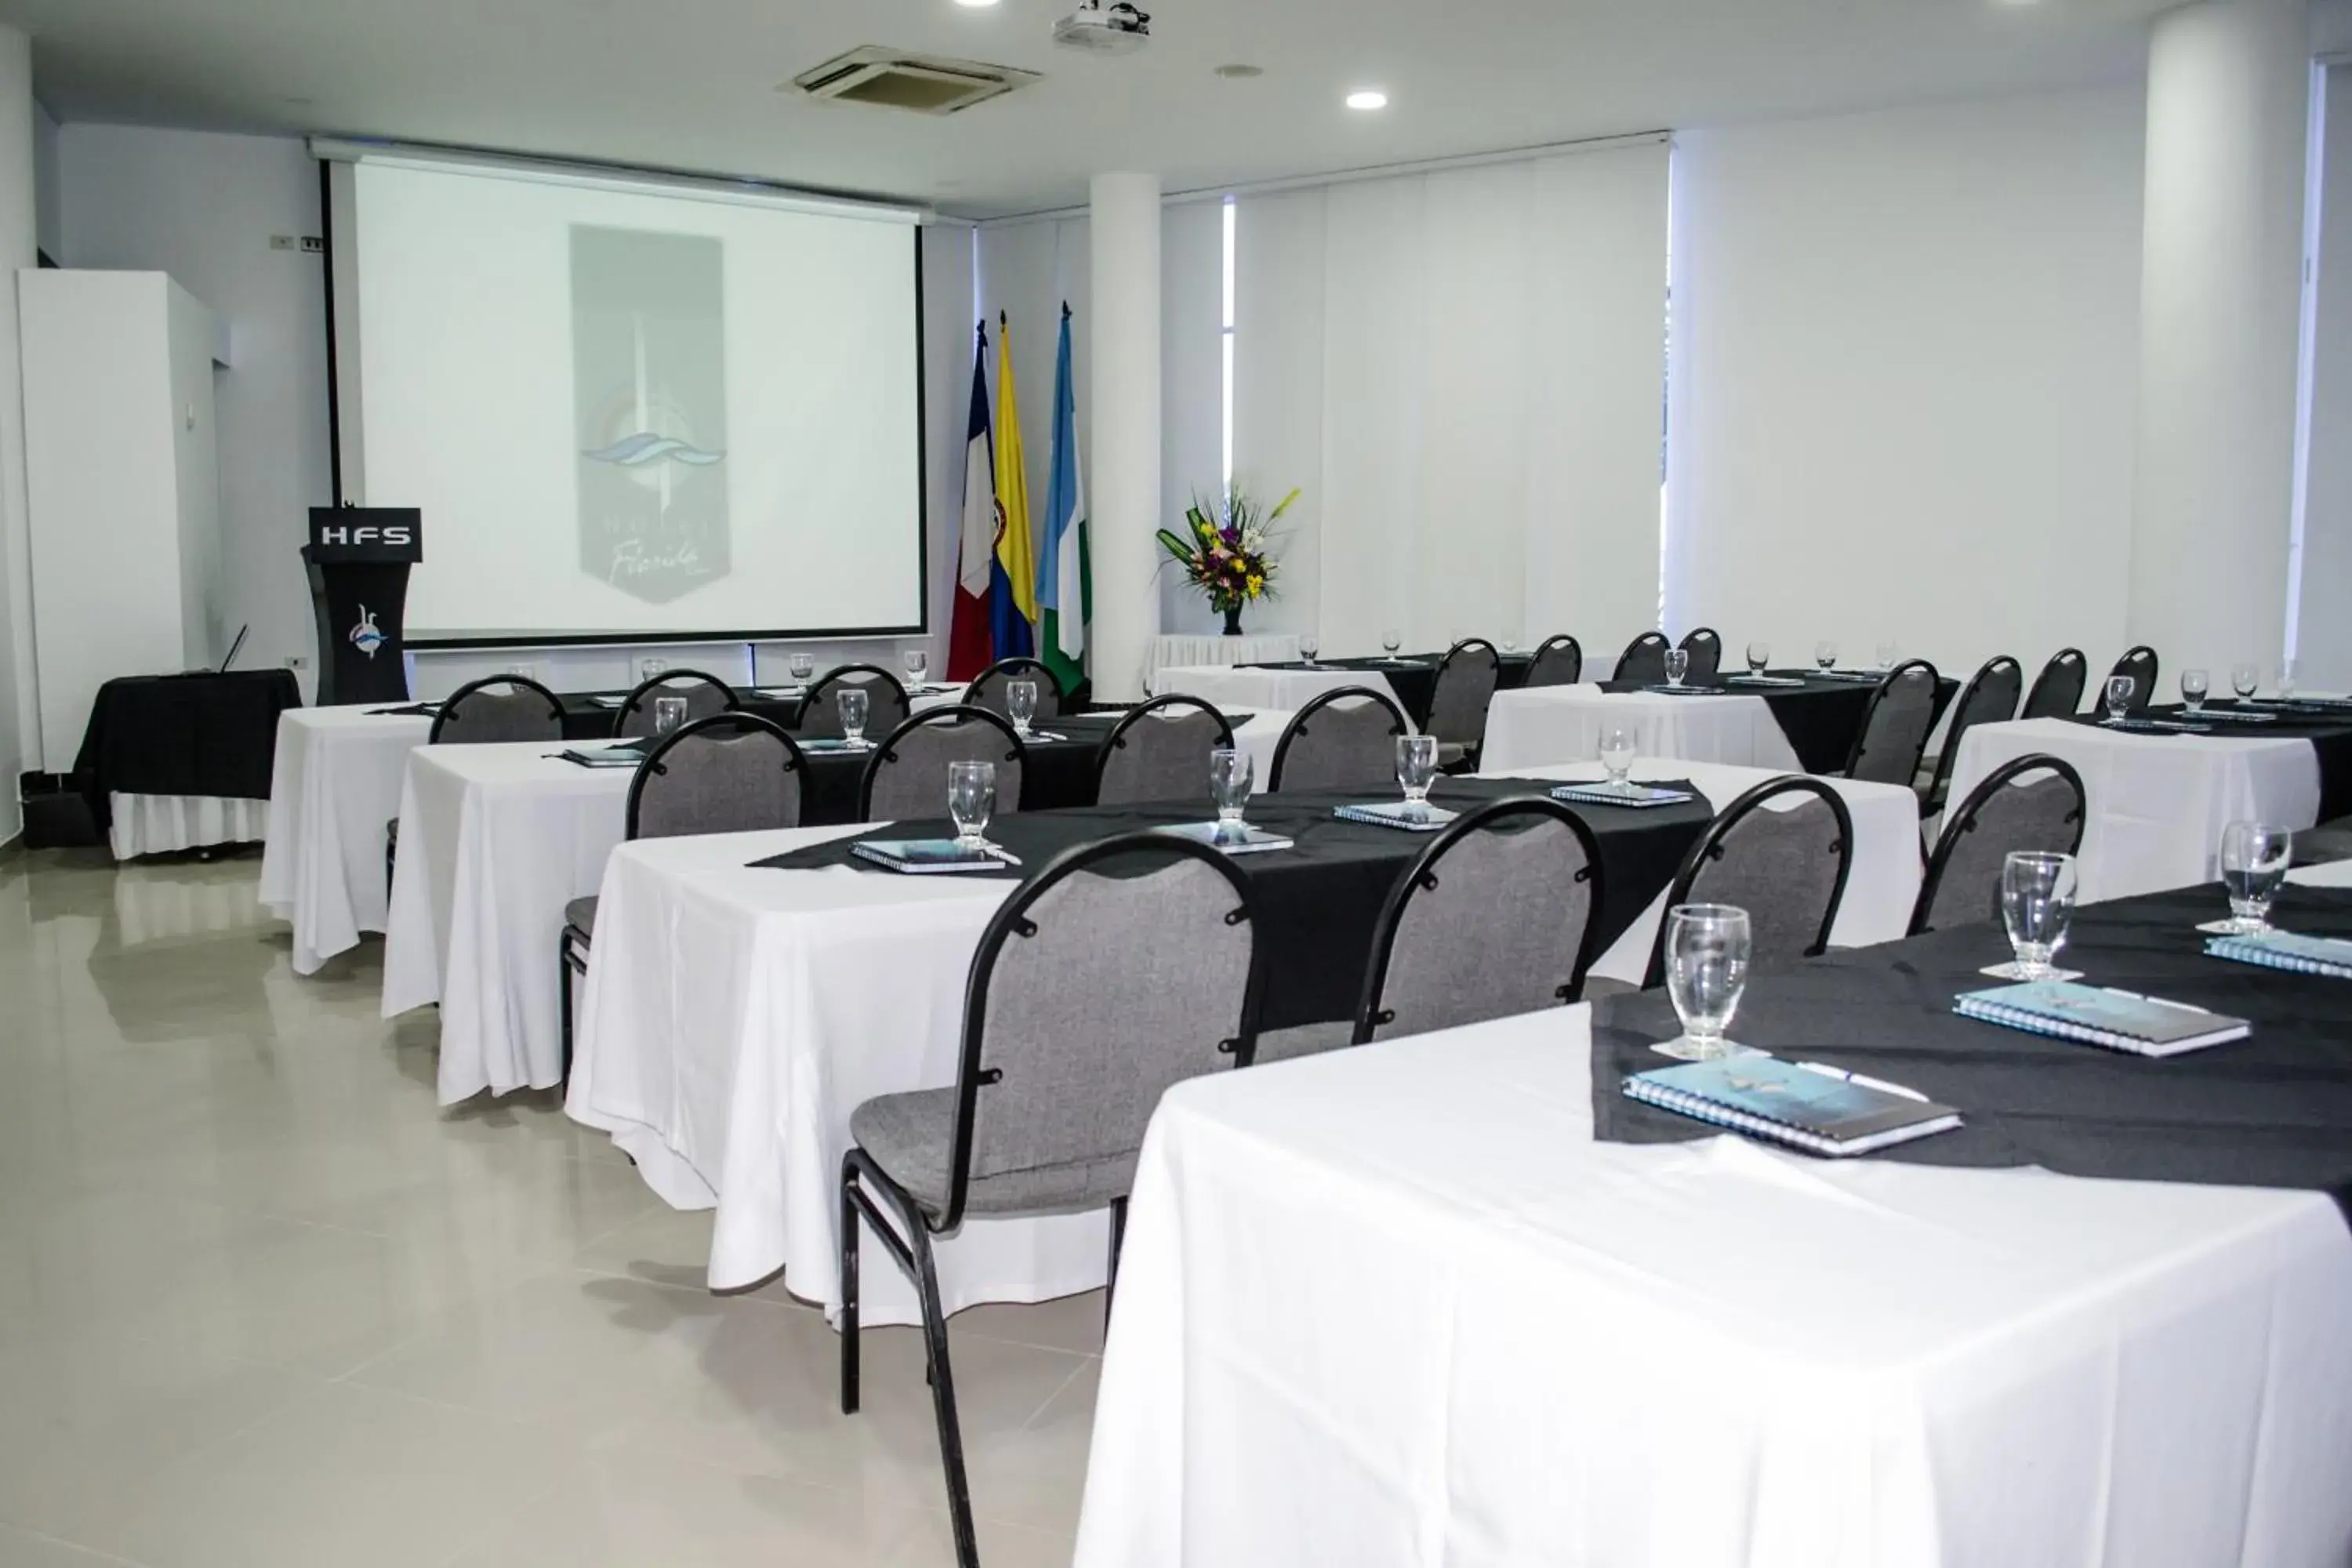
(1156, 485, 1300, 634)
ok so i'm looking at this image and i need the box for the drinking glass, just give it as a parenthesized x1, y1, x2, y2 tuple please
(1815, 640, 1838, 673)
(1501, 635, 1520, 655)
(2180, 668, 2209, 714)
(903, 648, 928, 689)
(1007, 680, 1039, 738)
(2279, 660, 2301, 700)
(2215, 821, 2293, 935)
(652, 695, 688, 737)
(1875, 641, 1900, 672)
(839, 687, 869, 747)
(1746, 641, 1770, 676)
(1991, 851, 2078, 981)
(1662, 648, 1690, 688)
(505, 662, 535, 681)
(641, 656, 668, 681)
(2103, 674, 2134, 724)
(1209, 748, 1254, 840)
(1598, 723, 1636, 786)
(1394, 734, 1439, 820)
(1654, 905, 1755, 1061)
(789, 652, 816, 684)
(1381, 629, 1403, 660)
(2231, 662, 2260, 701)
(948, 760, 996, 847)
(1299, 633, 1320, 668)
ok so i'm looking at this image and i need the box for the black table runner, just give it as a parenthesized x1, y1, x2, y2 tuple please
(1595, 671, 1955, 775)
(1238, 653, 1532, 728)
(2063, 702, 2352, 823)
(73, 670, 303, 828)
(1592, 884, 2352, 1221)
(757, 776, 1713, 1030)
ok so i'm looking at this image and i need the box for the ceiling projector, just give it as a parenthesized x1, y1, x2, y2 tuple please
(1053, 2, 1150, 55)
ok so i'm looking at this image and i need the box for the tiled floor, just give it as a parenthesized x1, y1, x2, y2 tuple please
(0, 846, 1098, 1567)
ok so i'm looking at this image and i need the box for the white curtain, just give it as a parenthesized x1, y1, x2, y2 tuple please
(2294, 63, 2352, 690)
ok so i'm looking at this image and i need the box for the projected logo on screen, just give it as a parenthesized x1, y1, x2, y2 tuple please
(572, 226, 729, 604)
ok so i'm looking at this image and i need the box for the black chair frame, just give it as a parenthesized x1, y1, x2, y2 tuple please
(1613, 630, 1671, 682)
(1840, 657, 1944, 779)
(1908, 753, 2085, 936)
(1094, 695, 1235, 797)
(1266, 684, 1410, 791)
(963, 656, 1067, 712)
(2023, 648, 2089, 720)
(857, 705, 1025, 822)
(608, 667, 739, 739)
(1677, 627, 1724, 678)
(1925, 655, 2024, 808)
(798, 663, 909, 732)
(426, 674, 564, 743)
(1526, 634, 1584, 686)
(2108, 645, 2160, 714)
(1643, 775, 1856, 987)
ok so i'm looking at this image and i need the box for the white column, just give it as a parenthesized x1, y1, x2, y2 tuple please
(0, 25, 33, 807)
(2127, 0, 2309, 682)
(1088, 172, 1161, 701)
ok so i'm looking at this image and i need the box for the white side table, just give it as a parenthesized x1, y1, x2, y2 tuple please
(1144, 633, 1301, 693)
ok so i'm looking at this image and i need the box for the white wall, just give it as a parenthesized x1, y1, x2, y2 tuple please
(30, 98, 55, 260)
(0, 27, 34, 829)
(1666, 85, 2147, 683)
(2296, 62, 2352, 688)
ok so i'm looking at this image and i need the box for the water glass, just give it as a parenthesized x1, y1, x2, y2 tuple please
(1299, 633, 1320, 668)
(2231, 662, 2260, 700)
(1746, 641, 1770, 675)
(2180, 668, 2209, 713)
(948, 760, 996, 846)
(1209, 748, 1254, 837)
(1655, 905, 1755, 1061)
(1875, 641, 1900, 672)
(1007, 680, 1039, 737)
(1995, 851, 2078, 981)
(652, 695, 688, 737)
(1394, 734, 1439, 819)
(789, 652, 816, 684)
(903, 648, 928, 689)
(1381, 629, 1403, 659)
(839, 687, 869, 746)
(1501, 635, 1520, 655)
(2279, 660, 2301, 700)
(641, 656, 668, 681)
(1662, 648, 1690, 688)
(1815, 640, 1838, 673)
(505, 662, 535, 681)
(2103, 673, 2134, 724)
(1598, 723, 1636, 786)
(2218, 821, 2293, 934)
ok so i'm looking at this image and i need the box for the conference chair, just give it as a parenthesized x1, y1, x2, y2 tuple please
(390, 675, 569, 890)
(1644, 776, 1854, 987)
(1524, 634, 1584, 688)
(859, 706, 1025, 822)
(2022, 648, 2089, 719)
(1094, 695, 1234, 806)
(559, 714, 806, 1071)
(963, 657, 1067, 723)
(1426, 638, 1502, 770)
(2107, 645, 2160, 713)
(1908, 753, 2086, 935)
(1268, 685, 1412, 793)
(610, 668, 738, 739)
(1613, 630, 1671, 684)
(1918, 655, 2024, 812)
(1842, 659, 1943, 789)
(799, 664, 909, 741)
(838, 833, 1266, 1568)
(1678, 627, 1725, 681)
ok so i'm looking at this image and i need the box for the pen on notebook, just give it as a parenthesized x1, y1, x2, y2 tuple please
(983, 844, 1024, 866)
(1794, 1061, 1930, 1103)
(2097, 986, 2211, 1014)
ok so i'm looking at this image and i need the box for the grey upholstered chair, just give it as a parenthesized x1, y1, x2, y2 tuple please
(1842, 659, 1943, 787)
(858, 706, 1025, 822)
(1613, 630, 1671, 684)
(1909, 753, 2086, 935)
(1524, 634, 1584, 688)
(1268, 686, 1411, 793)
(611, 669, 738, 739)
(427, 675, 566, 743)
(1426, 639, 1501, 768)
(561, 713, 808, 1070)
(838, 833, 1265, 1568)
(1645, 776, 1854, 986)
(962, 657, 1066, 723)
(1678, 627, 1724, 681)
(1094, 696, 1234, 806)
(1921, 655, 2024, 810)
(2022, 648, 2089, 719)
(798, 664, 910, 741)
(2106, 646, 2160, 714)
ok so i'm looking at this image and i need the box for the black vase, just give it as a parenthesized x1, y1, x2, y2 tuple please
(1221, 603, 1244, 637)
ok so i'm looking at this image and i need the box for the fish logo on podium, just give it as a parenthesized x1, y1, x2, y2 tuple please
(348, 605, 384, 659)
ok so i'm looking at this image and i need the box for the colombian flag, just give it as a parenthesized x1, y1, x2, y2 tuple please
(990, 313, 1037, 661)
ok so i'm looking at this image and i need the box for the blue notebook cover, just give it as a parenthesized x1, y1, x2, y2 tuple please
(1551, 782, 1695, 809)
(1726, 674, 1806, 688)
(2204, 931, 2352, 979)
(1640, 684, 1715, 697)
(1954, 981, 2249, 1057)
(557, 746, 645, 769)
(848, 838, 1014, 874)
(1151, 822, 1294, 855)
(797, 737, 873, 753)
(1624, 1057, 1959, 1156)
(1334, 801, 1458, 833)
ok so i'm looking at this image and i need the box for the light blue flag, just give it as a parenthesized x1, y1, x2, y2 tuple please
(1036, 303, 1090, 691)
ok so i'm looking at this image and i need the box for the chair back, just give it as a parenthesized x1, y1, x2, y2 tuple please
(2107, 646, 2160, 713)
(612, 669, 739, 739)
(428, 676, 566, 744)
(626, 713, 805, 840)
(1356, 799, 1604, 1044)
(1926, 655, 2024, 803)
(1268, 686, 1410, 793)
(1426, 639, 1501, 750)
(964, 658, 1066, 723)
(1646, 776, 1854, 985)
(1525, 635, 1584, 688)
(1678, 627, 1724, 680)
(1095, 696, 1234, 806)
(940, 834, 1265, 1229)
(1843, 659, 1942, 786)
(860, 705, 1025, 823)
(1911, 754, 2087, 935)
(2022, 648, 2087, 719)
(800, 664, 909, 741)
(1613, 631, 1671, 684)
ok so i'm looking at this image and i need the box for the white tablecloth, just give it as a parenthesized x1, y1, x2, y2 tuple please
(257, 705, 434, 973)
(1076, 1009, 2352, 1568)
(107, 793, 270, 859)
(1156, 662, 1414, 724)
(1144, 633, 1301, 691)
(1946, 717, 2325, 903)
(1483, 683, 1806, 773)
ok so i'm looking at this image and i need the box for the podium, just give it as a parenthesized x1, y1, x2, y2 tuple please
(304, 507, 423, 705)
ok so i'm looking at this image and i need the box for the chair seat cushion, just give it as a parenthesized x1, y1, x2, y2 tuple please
(564, 896, 599, 938)
(1251, 1021, 1353, 1063)
(851, 1087, 1139, 1220)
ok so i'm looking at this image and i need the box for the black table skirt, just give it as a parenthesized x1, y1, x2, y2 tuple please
(757, 775, 1713, 1031)
(1240, 653, 1531, 728)
(73, 670, 303, 827)
(2067, 702, 2352, 823)
(1593, 884, 2352, 1221)
(1597, 671, 1955, 775)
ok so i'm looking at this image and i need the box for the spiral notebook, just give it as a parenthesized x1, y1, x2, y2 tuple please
(1623, 1057, 1960, 1157)
(556, 744, 649, 769)
(848, 839, 1018, 874)
(1150, 822, 1294, 855)
(1954, 981, 2249, 1057)
(1334, 801, 1458, 833)
(1550, 782, 1696, 809)
(1640, 684, 1715, 697)
(2204, 931, 2352, 979)
(1726, 674, 1806, 688)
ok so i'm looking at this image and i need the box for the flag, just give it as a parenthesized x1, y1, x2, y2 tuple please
(947, 324, 995, 681)
(990, 312, 1038, 661)
(1036, 303, 1091, 695)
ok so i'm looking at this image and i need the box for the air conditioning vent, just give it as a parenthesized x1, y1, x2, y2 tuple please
(789, 47, 1038, 115)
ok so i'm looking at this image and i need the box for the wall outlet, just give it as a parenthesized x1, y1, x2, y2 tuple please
(300, 235, 325, 254)
(284, 655, 309, 670)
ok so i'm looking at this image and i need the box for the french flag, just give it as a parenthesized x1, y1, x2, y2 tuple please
(947, 323, 996, 681)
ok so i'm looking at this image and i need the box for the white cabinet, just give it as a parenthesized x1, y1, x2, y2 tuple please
(20, 269, 221, 764)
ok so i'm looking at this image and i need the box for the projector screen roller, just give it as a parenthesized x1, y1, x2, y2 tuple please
(327, 155, 926, 644)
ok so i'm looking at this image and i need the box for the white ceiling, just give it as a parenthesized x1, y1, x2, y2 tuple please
(0, 0, 2170, 219)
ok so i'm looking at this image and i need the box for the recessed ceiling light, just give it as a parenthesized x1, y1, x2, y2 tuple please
(953, 0, 1000, 8)
(1346, 89, 1388, 111)
(1215, 64, 1265, 79)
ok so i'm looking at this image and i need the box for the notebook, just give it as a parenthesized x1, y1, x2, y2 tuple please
(797, 737, 873, 753)
(752, 686, 808, 701)
(557, 746, 644, 769)
(1623, 1057, 1961, 1157)
(1334, 801, 1458, 833)
(848, 838, 1018, 874)
(2204, 930, 2352, 979)
(1726, 674, 1806, 688)
(1640, 684, 1715, 697)
(2101, 716, 2214, 734)
(1814, 670, 1886, 683)
(589, 694, 628, 709)
(1550, 781, 1696, 809)
(1151, 822, 1295, 855)
(2194, 707, 2279, 724)
(1954, 981, 2249, 1057)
